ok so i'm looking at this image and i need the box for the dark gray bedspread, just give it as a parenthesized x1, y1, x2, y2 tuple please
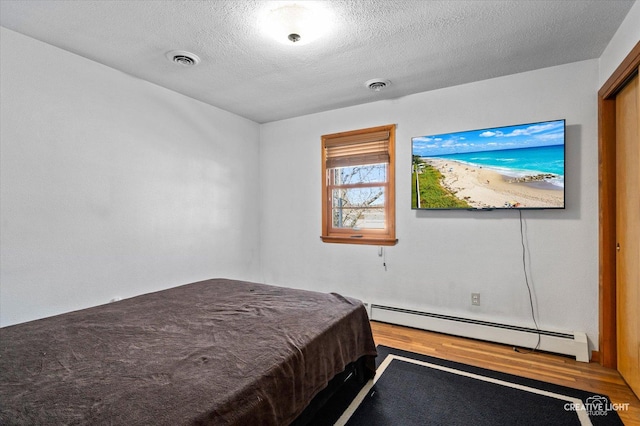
(0, 278, 377, 425)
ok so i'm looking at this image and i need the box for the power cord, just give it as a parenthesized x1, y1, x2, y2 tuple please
(513, 209, 541, 355)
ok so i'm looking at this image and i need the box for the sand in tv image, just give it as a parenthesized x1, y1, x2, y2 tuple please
(411, 120, 565, 209)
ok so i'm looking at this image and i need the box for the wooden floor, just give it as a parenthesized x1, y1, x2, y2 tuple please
(370, 321, 640, 425)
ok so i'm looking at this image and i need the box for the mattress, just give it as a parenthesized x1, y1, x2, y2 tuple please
(0, 278, 377, 425)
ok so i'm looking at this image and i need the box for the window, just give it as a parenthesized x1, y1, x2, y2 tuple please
(321, 124, 397, 245)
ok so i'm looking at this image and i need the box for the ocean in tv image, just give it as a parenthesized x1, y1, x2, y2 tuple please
(411, 120, 565, 209)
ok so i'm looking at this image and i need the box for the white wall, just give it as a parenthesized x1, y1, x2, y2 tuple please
(599, 0, 640, 87)
(260, 59, 601, 350)
(0, 28, 261, 326)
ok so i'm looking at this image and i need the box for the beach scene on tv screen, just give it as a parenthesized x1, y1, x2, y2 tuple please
(412, 120, 565, 209)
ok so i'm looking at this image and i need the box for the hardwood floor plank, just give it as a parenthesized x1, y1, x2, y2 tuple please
(370, 321, 640, 425)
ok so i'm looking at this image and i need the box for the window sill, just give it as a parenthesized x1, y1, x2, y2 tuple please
(320, 235, 398, 246)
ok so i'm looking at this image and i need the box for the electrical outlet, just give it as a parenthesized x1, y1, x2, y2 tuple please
(471, 293, 480, 306)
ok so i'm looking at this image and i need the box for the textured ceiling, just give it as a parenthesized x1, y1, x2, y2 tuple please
(0, 0, 635, 123)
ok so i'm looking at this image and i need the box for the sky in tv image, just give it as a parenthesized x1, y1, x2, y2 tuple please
(411, 120, 565, 210)
(412, 120, 565, 157)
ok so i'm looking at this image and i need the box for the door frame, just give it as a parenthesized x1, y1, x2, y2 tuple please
(598, 41, 640, 368)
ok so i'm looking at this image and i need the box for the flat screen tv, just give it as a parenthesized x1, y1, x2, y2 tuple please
(411, 119, 565, 210)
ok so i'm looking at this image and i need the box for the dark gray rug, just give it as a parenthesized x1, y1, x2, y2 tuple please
(323, 345, 624, 426)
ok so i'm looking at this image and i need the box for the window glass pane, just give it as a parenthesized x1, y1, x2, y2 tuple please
(331, 163, 386, 185)
(332, 187, 385, 207)
(332, 187, 386, 229)
(331, 207, 385, 229)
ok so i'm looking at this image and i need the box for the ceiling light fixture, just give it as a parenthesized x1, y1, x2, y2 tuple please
(259, 1, 331, 46)
(165, 50, 201, 67)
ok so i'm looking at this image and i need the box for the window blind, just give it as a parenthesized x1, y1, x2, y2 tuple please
(324, 130, 390, 168)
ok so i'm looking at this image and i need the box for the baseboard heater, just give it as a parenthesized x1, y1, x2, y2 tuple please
(367, 304, 589, 362)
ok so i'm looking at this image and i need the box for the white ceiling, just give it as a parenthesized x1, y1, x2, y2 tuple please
(0, 0, 635, 123)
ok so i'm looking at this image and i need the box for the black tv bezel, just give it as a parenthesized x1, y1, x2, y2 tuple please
(411, 119, 566, 211)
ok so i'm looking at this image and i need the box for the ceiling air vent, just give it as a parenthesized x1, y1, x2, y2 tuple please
(165, 50, 201, 67)
(365, 79, 391, 92)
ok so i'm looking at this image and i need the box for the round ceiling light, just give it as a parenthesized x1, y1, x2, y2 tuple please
(259, 1, 332, 46)
(165, 50, 201, 67)
(365, 79, 391, 92)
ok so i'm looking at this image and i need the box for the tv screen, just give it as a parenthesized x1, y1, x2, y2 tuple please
(411, 119, 565, 210)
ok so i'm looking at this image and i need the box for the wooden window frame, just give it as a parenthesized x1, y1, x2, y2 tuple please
(321, 124, 397, 246)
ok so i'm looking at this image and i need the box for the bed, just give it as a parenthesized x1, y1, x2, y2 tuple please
(0, 278, 377, 425)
